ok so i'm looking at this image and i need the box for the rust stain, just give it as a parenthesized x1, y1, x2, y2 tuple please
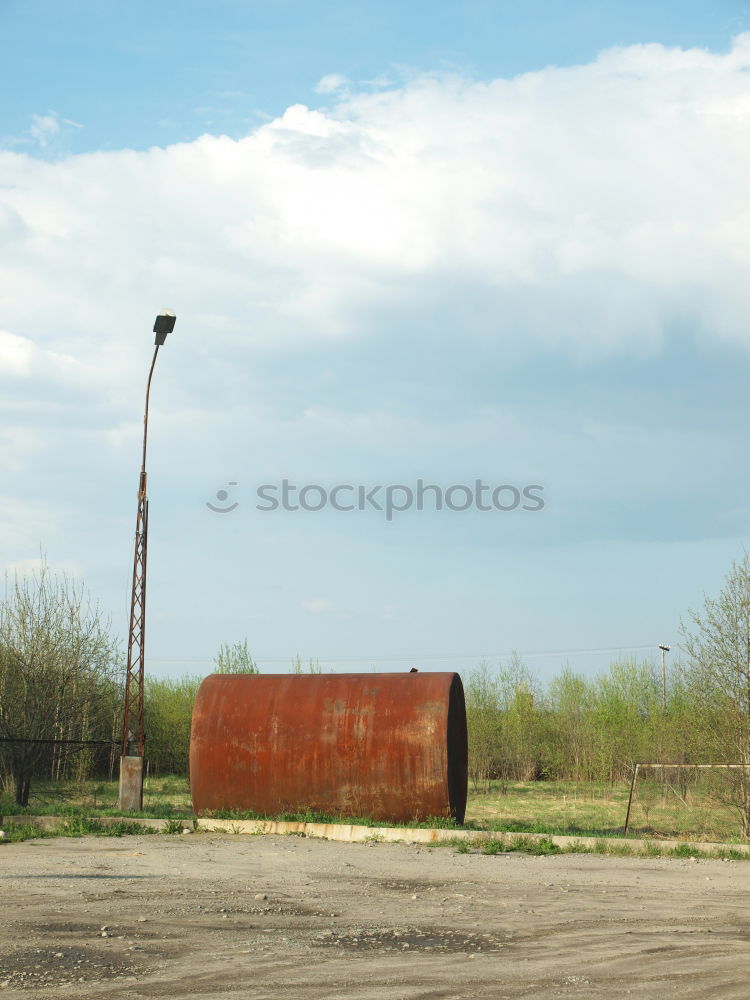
(189, 672, 467, 824)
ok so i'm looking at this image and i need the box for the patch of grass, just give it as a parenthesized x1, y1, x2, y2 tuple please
(208, 807, 377, 826)
(1, 824, 54, 844)
(670, 843, 698, 858)
(162, 818, 185, 834)
(642, 841, 663, 857)
(1, 816, 156, 842)
(58, 816, 156, 837)
(477, 834, 561, 856)
(480, 838, 506, 855)
(6, 775, 750, 855)
(1, 775, 194, 820)
(716, 848, 749, 860)
(517, 836, 561, 856)
(565, 840, 592, 854)
(466, 778, 750, 843)
(606, 842, 634, 857)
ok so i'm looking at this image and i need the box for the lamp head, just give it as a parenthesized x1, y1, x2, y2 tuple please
(658, 644, 671, 652)
(153, 311, 176, 345)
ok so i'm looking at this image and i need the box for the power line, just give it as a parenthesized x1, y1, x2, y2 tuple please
(145, 643, 661, 666)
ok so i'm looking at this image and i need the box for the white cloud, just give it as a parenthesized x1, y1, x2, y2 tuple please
(303, 599, 333, 612)
(0, 37, 749, 581)
(3, 39, 750, 675)
(315, 73, 348, 94)
(0, 329, 80, 378)
(0, 330, 35, 375)
(29, 113, 61, 147)
(28, 111, 82, 148)
(0, 35, 749, 369)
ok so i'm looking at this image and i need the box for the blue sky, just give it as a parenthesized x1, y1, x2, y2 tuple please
(1, 1, 749, 682)
(3, 0, 746, 153)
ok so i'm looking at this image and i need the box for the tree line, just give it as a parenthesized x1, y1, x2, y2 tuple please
(2, 554, 750, 830)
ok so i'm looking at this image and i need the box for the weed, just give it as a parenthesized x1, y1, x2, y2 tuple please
(481, 838, 507, 855)
(670, 844, 698, 858)
(518, 836, 561, 856)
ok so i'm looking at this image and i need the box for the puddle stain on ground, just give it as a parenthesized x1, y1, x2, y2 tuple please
(311, 925, 507, 954)
(0, 945, 148, 989)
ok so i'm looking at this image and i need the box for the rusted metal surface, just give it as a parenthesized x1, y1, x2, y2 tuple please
(190, 672, 467, 824)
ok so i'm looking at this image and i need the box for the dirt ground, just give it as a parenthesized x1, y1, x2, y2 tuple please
(1, 834, 749, 1000)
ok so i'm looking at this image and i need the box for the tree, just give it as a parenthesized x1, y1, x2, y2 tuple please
(680, 552, 750, 836)
(547, 667, 595, 781)
(463, 661, 502, 792)
(144, 675, 202, 775)
(213, 638, 258, 674)
(0, 562, 121, 805)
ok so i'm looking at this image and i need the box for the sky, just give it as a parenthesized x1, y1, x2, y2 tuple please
(1, 0, 749, 682)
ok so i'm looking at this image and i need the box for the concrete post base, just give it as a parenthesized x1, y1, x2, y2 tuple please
(118, 755, 144, 811)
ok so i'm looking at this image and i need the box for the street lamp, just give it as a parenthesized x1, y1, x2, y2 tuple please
(118, 311, 176, 810)
(658, 644, 670, 711)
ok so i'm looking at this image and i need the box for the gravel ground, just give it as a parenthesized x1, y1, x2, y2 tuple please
(1, 833, 749, 999)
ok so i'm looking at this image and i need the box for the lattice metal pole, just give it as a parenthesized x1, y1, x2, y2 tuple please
(120, 474, 149, 759)
(119, 313, 175, 809)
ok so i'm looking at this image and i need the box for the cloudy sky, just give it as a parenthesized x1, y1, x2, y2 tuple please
(1, 0, 749, 680)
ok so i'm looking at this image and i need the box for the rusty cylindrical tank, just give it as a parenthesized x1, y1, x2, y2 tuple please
(190, 671, 467, 824)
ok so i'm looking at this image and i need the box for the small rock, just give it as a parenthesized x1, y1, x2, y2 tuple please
(411, 894, 418, 900)
(254, 893, 267, 901)
(137, 917, 147, 923)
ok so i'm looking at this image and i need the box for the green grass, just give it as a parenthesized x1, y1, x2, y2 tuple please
(466, 778, 749, 843)
(1, 816, 158, 843)
(4, 775, 750, 851)
(1, 775, 194, 820)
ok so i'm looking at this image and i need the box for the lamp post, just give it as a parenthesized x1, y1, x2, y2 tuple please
(118, 311, 176, 810)
(658, 644, 670, 712)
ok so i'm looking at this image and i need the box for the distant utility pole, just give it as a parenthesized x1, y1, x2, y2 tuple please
(658, 644, 670, 711)
(119, 311, 176, 811)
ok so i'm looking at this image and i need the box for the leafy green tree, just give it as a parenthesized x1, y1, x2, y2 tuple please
(0, 562, 120, 805)
(463, 661, 502, 792)
(213, 638, 258, 674)
(496, 653, 545, 780)
(144, 675, 202, 775)
(589, 659, 662, 782)
(681, 552, 750, 835)
(547, 667, 596, 780)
